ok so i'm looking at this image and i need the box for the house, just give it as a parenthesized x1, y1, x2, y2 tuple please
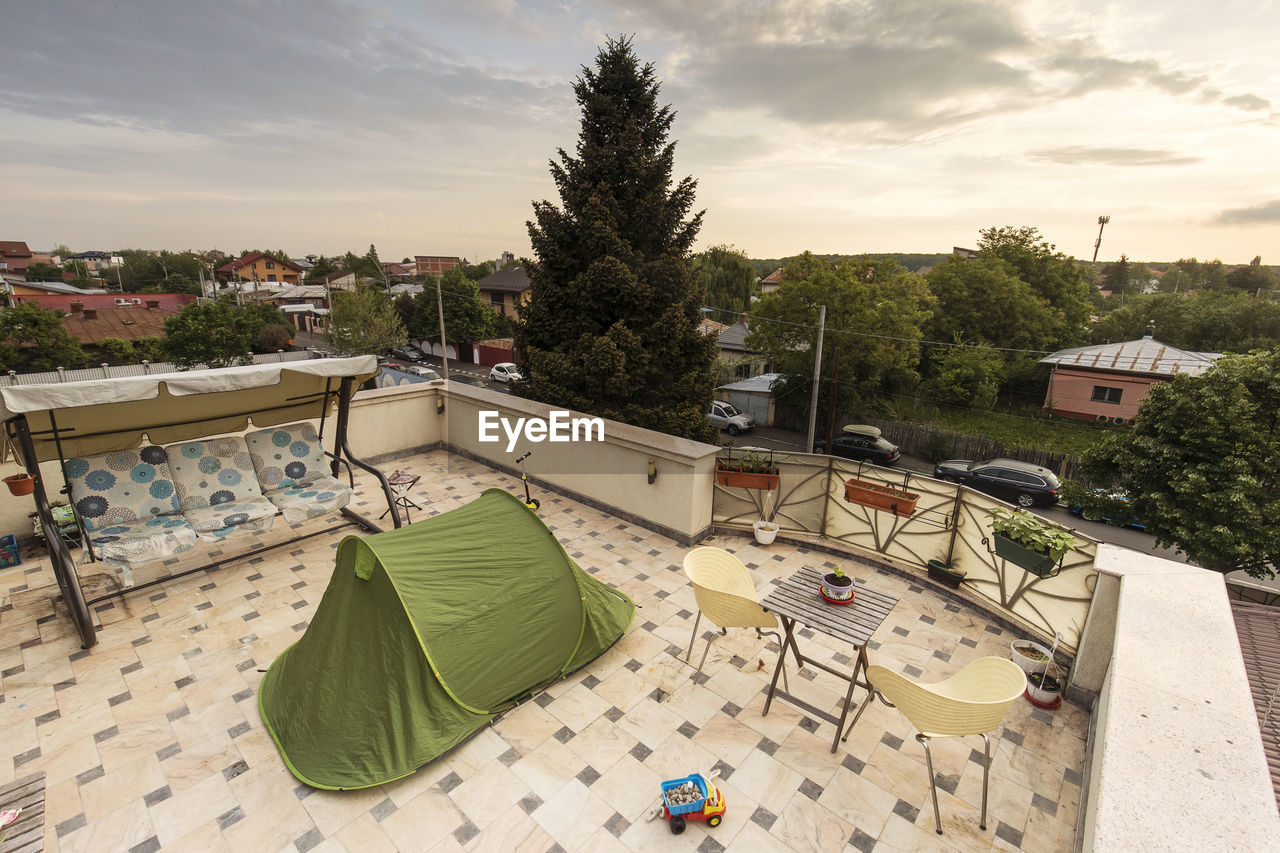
(216, 252, 303, 286)
(258, 284, 332, 334)
(311, 269, 359, 291)
(414, 255, 461, 277)
(382, 262, 415, 280)
(475, 265, 530, 317)
(8, 290, 192, 313)
(1040, 326, 1222, 422)
(5, 280, 109, 302)
(0, 241, 33, 274)
(760, 268, 783, 293)
(60, 300, 183, 347)
(715, 319, 771, 379)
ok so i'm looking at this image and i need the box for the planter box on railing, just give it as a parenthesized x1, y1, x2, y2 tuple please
(715, 461, 779, 491)
(843, 478, 918, 517)
(992, 532, 1058, 577)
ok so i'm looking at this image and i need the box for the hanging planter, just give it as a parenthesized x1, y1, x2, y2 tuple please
(843, 478, 918, 517)
(987, 508, 1075, 578)
(1010, 640, 1053, 676)
(1025, 670, 1063, 708)
(752, 520, 779, 545)
(4, 473, 35, 496)
(715, 449, 779, 491)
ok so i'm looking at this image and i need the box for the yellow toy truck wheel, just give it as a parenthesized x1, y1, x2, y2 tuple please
(707, 815, 722, 827)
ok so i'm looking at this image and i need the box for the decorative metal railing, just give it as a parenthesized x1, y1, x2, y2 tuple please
(713, 450, 1099, 652)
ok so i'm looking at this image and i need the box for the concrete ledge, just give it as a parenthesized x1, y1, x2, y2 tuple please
(1082, 545, 1280, 851)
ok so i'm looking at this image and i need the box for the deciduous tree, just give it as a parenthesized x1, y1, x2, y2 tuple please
(1071, 348, 1280, 578)
(694, 245, 756, 316)
(518, 36, 716, 441)
(161, 300, 256, 368)
(0, 302, 87, 372)
(327, 285, 406, 356)
(976, 226, 1093, 347)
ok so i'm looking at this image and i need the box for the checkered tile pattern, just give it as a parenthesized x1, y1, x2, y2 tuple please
(1, 450, 1085, 851)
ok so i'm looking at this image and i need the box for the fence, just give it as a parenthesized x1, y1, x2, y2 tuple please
(0, 350, 319, 387)
(713, 450, 1100, 653)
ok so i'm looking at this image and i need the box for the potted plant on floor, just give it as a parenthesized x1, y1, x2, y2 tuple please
(926, 558, 966, 589)
(4, 472, 34, 496)
(716, 447, 779, 491)
(819, 565, 854, 604)
(987, 507, 1075, 577)
(1023, 632, 1064, 708)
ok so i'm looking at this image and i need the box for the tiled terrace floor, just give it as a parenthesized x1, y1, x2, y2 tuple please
(1, 450, 1086, 852)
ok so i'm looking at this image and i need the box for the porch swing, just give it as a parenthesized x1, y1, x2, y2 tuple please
(1, 355, 402, 649)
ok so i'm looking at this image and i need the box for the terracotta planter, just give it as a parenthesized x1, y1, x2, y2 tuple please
(992, 532, 1058, 577)
(843, 478, 918, 516)
(715, 463, 779, 491)
(4, 474, 34, 496)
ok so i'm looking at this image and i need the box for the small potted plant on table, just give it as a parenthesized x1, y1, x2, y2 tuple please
(819, 565, 854, 604)
(987, 507, 1075, 577)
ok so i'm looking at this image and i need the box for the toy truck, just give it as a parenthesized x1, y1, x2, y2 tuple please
(659, 773, 726, 834)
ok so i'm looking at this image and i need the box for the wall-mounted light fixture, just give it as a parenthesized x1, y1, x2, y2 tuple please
(647, 457, 657, 485)
(436, 397, 445, 415)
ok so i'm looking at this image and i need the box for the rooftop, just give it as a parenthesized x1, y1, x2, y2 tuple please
(1, 448, 1086, 851)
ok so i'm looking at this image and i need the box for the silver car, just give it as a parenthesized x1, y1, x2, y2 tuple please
(709, 401, 754, 436)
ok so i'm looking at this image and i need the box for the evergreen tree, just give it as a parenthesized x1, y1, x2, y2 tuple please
(517, 36, 717, 442)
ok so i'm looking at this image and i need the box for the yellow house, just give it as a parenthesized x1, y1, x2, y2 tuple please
(216, 252, 302, 286)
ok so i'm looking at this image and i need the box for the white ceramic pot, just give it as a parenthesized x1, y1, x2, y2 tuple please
(1010, 640, 1053, 676)
(752, 520, 779, 545)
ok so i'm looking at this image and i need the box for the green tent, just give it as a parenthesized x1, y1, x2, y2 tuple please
(258, 488, 635, 789)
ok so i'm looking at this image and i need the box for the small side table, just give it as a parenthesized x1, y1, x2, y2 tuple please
(381, 468, 422, 523)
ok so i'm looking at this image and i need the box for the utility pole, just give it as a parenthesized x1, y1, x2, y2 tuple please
(805, 304, 826, 454)
(435, 275, 450, 381)
(1091, 215, 1110, 265)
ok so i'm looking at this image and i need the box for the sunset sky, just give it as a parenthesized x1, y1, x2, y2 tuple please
(3, 0, 1277, 266)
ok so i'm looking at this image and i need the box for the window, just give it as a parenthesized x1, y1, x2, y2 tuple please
(268, 274, 277, 282)
(1091, 386, 1123, 404)
(734, 362, 752, 378)
(490, 293, 505, 316)
(265, 260, 275, 269)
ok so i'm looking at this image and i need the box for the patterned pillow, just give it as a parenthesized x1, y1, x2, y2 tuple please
(168, 435, 267, 512)
(66, 446, 183, 530)
(246, 423, 331, 490)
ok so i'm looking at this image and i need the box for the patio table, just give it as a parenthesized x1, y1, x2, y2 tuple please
(761, 565, 900, 753)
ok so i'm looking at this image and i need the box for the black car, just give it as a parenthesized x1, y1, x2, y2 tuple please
(812, 425, 901, 465)
(932, 458, 1060, 507)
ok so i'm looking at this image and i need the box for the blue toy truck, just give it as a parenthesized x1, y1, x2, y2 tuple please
(659, 773, 726, 834)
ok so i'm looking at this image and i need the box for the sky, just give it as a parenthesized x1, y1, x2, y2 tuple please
(3, 0, 1278, 266)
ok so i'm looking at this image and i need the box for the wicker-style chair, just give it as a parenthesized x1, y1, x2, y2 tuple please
(681, 547, 785, 687)
(866, 656, 1026, 835)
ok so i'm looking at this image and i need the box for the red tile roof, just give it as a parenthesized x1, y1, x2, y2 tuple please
(215, 253, 302, 274)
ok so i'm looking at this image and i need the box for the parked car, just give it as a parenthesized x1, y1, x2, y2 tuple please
(812, 425, 900, 465)
(1068, 490, 1146, 530)
(406, 365, 441, 380)
(932, 458, 1061, 507)
(489, 362, 522, 383)
(708, 401, 754, 436)
(389, 346, 421, 362)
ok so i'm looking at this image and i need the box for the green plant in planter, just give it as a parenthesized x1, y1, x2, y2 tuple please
(988, 507, 1075, 563)
(741, 449, 778, 475)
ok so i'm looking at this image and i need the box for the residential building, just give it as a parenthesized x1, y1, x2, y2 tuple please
(414, 255, 462, 277)
(258, 284, 332, 334)
(759, 268, 783, 293)
(475, 264, 530, 317)
(716, 371, 780, 425)
(216, 252, 303, 286)
(5, 280, 109, 302)
(715, 318, 771, 379)
(60, 299, 184, 348)
(8, 290, 191, 313)
(0, 241, 33, 274)
(311, 269, 359, 292)
(1040, 326, 1222, 422)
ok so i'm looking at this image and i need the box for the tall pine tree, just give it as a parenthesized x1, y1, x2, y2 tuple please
(517, 37, 717, 442)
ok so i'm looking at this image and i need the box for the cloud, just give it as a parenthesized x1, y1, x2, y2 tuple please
(1223, 93, 1271, 111)
(1214, 200, 1280, 226)
(1028, 147, 1202, 167)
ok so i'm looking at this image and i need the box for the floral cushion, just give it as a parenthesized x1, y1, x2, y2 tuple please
(167, 436, 278, 539)
(65, 446, 198, 567)
(246, 423, 332, 490)
(262, 475, 352, 524)
(247, 423, 352, 523)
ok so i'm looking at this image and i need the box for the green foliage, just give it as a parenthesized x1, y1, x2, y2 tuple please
(25, 262, 65, 282)
(923, 345, 1005, 410)
(328, 285, 406, 356)
(1090, 290, 1280, 353)
(1159, 257, 1227, 293)
(0, 302, 87, 372)
(257, 323, 293, 352)
(113, 250, 213, 294)
(305, 256, 340, 282)
(976, 226, 1093, 348)
(694, 245, 756, 315)
(161, 300, 256, 368)
(410, 269, 494, 343)
(748, 252, 933, 424)
(97, 337, 138, 364)
(518, 36, 717, 442)
(924, 254, 1058, 352)
(1226, 256, 1276, 294)
(1075, 348, 1280, 577)
(988, 507, 1076, 563)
